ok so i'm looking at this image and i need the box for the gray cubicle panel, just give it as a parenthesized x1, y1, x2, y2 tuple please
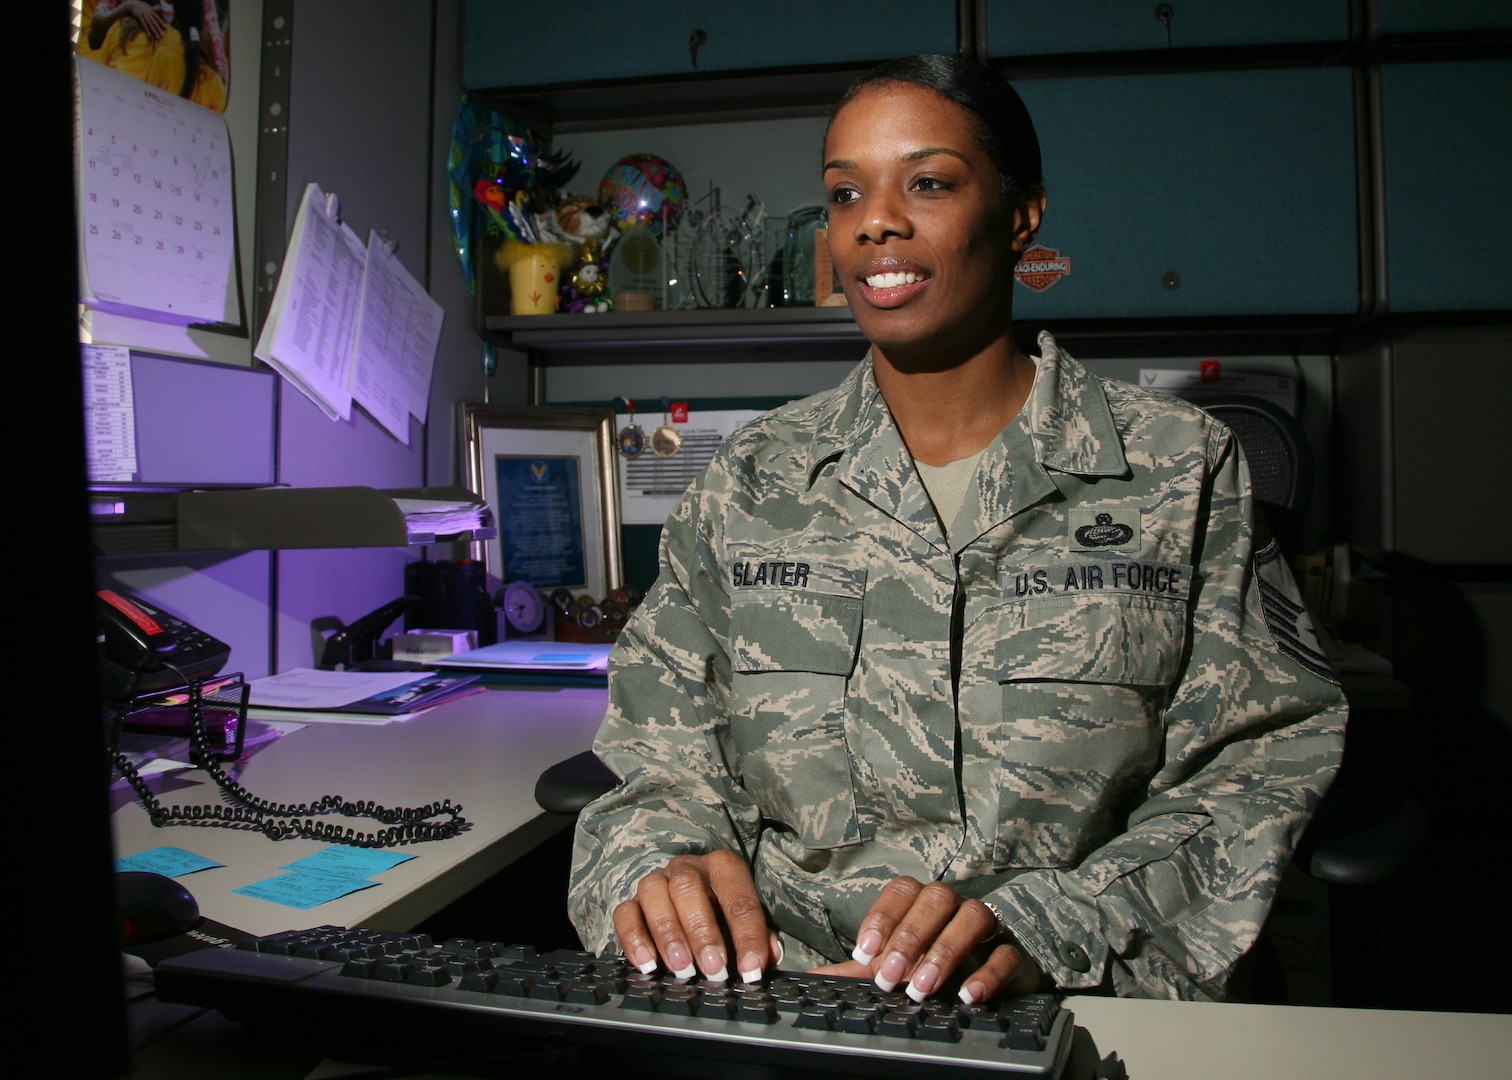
(1380, 59, 1512, 313)
(97, 354, 279, 680)
(463, 0, 960, 88)
(981, 0, 1349, 55)
(1012, 67, 1360, 321)
(130, 353, 276, 484)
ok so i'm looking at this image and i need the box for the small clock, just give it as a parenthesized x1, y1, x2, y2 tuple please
(500, 581, 548, 639)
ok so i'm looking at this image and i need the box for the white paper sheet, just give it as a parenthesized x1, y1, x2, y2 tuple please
(348, 232, 445, 443)
(254, 183, 366, 420)
(246, 668, 435, 710)
(81, 343, 138, 481)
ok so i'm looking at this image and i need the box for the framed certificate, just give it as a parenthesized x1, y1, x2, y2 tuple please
(459, 404, 622, 601)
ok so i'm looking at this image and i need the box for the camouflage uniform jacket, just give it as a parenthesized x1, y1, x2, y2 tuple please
(569, 332, 1346, 1000)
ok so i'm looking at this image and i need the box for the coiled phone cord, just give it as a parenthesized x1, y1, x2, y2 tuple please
(109, 665, 470, 848)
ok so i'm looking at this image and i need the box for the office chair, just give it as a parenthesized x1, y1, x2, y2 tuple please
(1199, 395, 1313, 556)
(1198, 394, 1426, 1006)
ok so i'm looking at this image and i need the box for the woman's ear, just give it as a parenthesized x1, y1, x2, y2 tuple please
(1011, 187, 1047, 254)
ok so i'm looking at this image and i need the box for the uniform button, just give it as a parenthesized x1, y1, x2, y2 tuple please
(1056, 941, 1091, 973)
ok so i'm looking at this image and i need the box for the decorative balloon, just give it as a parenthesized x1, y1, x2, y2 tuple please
(598, 154, 686, 235)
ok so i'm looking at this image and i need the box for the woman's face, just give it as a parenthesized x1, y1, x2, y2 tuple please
(822, 82, 1040, 365)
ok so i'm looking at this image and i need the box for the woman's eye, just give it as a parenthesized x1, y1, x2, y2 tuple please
(828, 187, 860, 206)
(915, 177, 952, 193)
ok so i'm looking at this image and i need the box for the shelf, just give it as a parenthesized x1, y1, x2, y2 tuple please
(90, 486, 494, 556)
(484, 306, 861, 351)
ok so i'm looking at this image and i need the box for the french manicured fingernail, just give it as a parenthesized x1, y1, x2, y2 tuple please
(632, 945, 658, 975)
(958, 981, 984, 1005)
(875, 951, 908, 993)
(852, 930, 883, 966)
(772, 937, 784, 965)
(666, 941, 695, 980)
(739, 951, 764, 983)
(905, 962, 940, 1003)
(701, 946, 729, 982)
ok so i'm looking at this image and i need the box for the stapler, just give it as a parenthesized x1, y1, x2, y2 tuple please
(319, 596, 420, 670)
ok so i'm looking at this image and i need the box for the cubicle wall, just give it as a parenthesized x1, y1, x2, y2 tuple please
(91, 1, 511, 679)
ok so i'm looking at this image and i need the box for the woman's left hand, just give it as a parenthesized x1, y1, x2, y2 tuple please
(808, 876, 1043, 1003)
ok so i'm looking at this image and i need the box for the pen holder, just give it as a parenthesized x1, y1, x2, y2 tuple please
(500, 241, 572, 315)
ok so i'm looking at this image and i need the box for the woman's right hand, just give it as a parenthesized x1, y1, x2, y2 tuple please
(613, 850, 781, 984)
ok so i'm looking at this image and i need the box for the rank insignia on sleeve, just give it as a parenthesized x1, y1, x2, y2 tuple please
(1255, 541, 1337, 683)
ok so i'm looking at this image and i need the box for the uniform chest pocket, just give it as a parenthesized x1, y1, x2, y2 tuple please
(996, 584, 1189, 687)
(988, 581, 1191, 870)
(727, 565, 866, 850)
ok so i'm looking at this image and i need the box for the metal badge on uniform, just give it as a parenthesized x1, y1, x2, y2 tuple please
(1068, 509, 1141, 552)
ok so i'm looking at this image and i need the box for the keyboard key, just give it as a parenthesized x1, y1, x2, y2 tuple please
(620, 987, 662, 1011)
(920, 1016, 962, 1043)
(697, 993, 738, 1020)
(529, 979, 567, 1002)
(495, 974, 535, 997)
(457, 971, 498, 993)
(878, 1013, 918, 1039)
(406, 965, 451, 987)
(794, 1007, 835, 1031)
(1002, 1027, 1046, 1052)
(736, 998, 778, 1025)
(837, 1009, 879, 1035)
(564, 982, 610, 1006)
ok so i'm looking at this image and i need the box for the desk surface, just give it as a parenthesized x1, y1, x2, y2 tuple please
(112, 684, 607, 938)
(1066, 996, 1512, 1079)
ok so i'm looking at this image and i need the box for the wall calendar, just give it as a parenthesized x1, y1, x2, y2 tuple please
(75, 57, 236, 326)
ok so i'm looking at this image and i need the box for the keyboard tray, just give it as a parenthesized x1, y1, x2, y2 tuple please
(154, 926, 1076, 1079)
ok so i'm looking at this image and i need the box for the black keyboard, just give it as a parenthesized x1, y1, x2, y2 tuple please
(154, 925, 1077, 1078)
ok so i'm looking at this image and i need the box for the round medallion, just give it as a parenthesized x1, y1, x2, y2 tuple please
(651, 424, 682, 458)
(618, 423, 646, 458)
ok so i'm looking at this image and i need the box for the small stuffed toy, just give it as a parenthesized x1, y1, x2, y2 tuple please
(553, 196, 615, 313)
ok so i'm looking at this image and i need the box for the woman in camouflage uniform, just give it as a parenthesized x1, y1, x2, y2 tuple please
(568, 55, 1345, 1003)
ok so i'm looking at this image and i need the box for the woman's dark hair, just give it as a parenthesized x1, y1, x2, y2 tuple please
(174, 2, 209, 102)
(828, 54, 1043, 204)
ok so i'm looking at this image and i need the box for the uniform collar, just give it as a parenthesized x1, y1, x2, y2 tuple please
(802, 334, 1129, 547)
(805, 332, 1130, 484)
(1020, 330, 1130, 480)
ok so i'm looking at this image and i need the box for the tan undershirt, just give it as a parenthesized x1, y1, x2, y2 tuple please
(914, 446, 987, 544)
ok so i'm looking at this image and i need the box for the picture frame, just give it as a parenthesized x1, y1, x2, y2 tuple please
(458, 403, 623, 601)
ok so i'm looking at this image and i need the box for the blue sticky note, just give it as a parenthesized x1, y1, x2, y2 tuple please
(233, 868, 378, 910)
(282, 845, 416, 880)
(117, 846, 223, 877)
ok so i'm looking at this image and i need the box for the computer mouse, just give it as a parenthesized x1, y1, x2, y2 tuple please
(116, 870, 201, 946)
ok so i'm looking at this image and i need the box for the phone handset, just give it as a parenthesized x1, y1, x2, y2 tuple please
(98, 589, 180, 671)
(96, 588, 231, 700)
